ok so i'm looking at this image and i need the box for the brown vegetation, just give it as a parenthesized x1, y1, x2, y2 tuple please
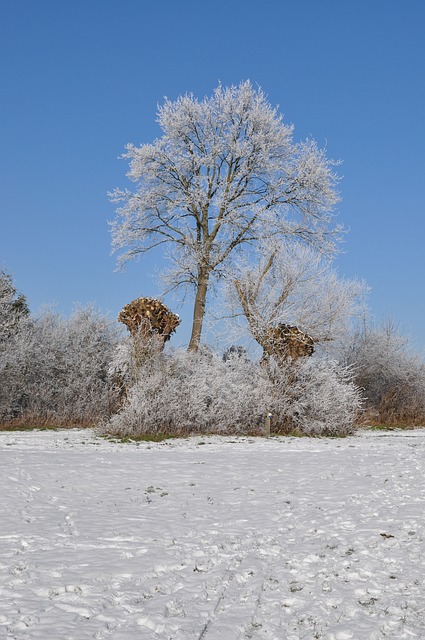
(118, 297, 180, 347)
(262, 324, 314, 362)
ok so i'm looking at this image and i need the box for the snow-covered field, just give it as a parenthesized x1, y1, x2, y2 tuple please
(1, 429, 425, 639)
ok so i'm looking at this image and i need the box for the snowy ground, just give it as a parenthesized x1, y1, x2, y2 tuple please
(1, 429, 425, 639)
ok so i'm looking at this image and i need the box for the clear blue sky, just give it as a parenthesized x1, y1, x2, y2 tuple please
(1, 0, 424, 351)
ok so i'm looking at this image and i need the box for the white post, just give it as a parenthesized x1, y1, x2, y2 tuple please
(265, 412, 272, 437)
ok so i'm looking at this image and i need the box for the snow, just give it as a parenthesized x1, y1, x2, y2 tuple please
(1, 428, 425, 639)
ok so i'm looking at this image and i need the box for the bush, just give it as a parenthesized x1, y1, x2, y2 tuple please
(0, 306, 119, 426)
(103, 347, 362, 438)
(105, 348, 271, 437)
(341, 321, 425, 426)
(268, 358, 362, 436)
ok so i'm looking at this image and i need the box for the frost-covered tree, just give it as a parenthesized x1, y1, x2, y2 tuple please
(0, 270, 29, 344)
(222, 240, 367, 356)
(110, 81, 341, 351)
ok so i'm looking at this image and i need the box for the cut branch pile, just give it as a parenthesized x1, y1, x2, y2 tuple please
(263, 323, 315, 361)
(118, 297, 180, 348)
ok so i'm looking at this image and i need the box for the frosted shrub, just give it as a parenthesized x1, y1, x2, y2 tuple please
(269, 358, 362, 436)
(342, 322, 425, 426)
(107, 328, 166, 411)
(0, 306, 119, 426)
(105, 348, 271, 437)
(108, 336, 135, 401)
(104, 349, 361, 438)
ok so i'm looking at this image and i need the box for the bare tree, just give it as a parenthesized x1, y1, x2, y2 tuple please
(110, 81, 341, 351)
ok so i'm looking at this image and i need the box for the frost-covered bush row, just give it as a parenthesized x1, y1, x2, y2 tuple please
(0, 307, 119, 426)
(6, 270, 420, 434)
(105, 348, 271, 437)
(103, 347, 362, 437)
(341, 322, 425, 426)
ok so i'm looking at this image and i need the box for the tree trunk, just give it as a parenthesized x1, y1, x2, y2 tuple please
(188, 272, 209, 351)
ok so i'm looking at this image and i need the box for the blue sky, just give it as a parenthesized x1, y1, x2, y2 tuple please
(1, 0, 424, 351)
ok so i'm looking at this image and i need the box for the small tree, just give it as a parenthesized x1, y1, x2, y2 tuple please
(222, 240, 367, 358)
(110, 81, 341, 351)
